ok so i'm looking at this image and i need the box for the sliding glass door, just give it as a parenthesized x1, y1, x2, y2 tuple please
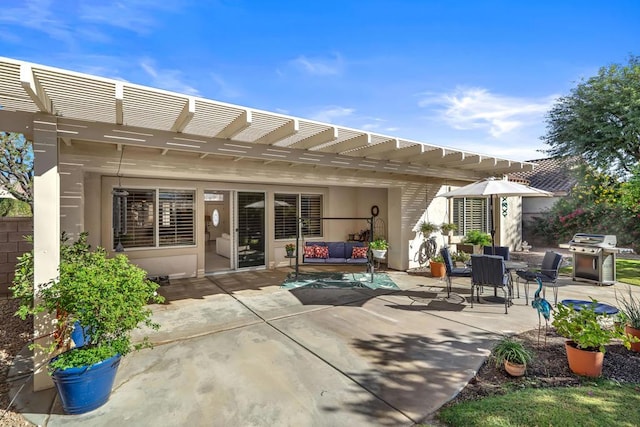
(237, 192, 265, 268)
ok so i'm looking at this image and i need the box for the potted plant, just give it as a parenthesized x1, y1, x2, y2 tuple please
(419, 221, 439, 236)
(552, 299, 633, 377)
(460, 230, 492, 254)
(429, 254, 446, 278)
(451, 250, 470, 267)
(492, 336, 532, 377)
(285, 243, 296, 257)
(440, 223, 458, 236)
(370, 238, 388, 259)
(616, 287, 640, 352)
(11, 233, 164, 414)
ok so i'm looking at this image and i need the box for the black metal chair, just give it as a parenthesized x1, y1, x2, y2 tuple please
(470, 254, 511, 314)
(483, 245, 510, 260)
(516, 251, 563, 305)
(440, 246, 472, 298)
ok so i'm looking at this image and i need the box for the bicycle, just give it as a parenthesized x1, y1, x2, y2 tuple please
(416, 235, 438, 266)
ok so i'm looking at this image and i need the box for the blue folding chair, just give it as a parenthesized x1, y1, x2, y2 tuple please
(471, 254, 511, 314)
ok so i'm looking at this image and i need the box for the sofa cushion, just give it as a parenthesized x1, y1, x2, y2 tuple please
(314, 245, 329, 259)
(303, 246, 316, 258)
(345, 242, 365, 257)
(304, 257, 326, 263)
(351, 246, 368, 259)
(346, 257, 368, 264)
(327, 242, 346, 259)
(326, 257, 347, 263)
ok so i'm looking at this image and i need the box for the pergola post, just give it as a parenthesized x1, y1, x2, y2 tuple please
(32, 114, 60, 391)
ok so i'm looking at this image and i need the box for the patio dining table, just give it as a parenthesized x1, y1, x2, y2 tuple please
(504, 260, 528, 299)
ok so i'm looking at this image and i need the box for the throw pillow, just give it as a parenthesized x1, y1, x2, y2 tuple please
(303, 246, 316, 258)
(314, 245, 329, 259)
(352, 246, 368, 259)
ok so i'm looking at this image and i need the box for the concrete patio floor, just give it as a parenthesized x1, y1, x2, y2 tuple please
(9, 265, 635, 426)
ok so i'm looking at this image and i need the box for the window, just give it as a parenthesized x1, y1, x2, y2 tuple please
(274, 193, 323, 239)
(113, 188, 195, 249)
(452, 197, 490, 236)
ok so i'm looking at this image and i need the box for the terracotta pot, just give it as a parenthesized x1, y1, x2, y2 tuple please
(564, 340, 604, 377)
(504, 360, 526, 377)
(429, 261, 446, 278)
(625, 325, 640, 352)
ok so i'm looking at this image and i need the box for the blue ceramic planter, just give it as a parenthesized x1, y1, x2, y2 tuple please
(50, 353, 121, 414)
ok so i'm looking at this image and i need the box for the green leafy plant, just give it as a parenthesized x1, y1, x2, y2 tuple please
(440, 223, 458, 234)
(452, 251, 470, 264)
(430, 254, 445, 263)
(285, 243, 295, 252)
(492, 336, 533, 367)
(462, 230, 492, 246)
(419, 221, 439, 235)
(370, 238, 388, 250)
(616, 287, 640, 329)
(11, 232, 164, 371)
(552, 299, 632, 353)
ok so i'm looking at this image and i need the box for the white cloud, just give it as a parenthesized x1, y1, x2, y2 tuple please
(0, 0, 74, 43)
(419, 87, 556, 138)
(209, 73, 241, 99)
(309, 106, 355, 123)
(290, 53, 344, 76)
(140, 59, 200, 96)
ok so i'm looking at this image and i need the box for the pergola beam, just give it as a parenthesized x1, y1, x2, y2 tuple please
(215, 110, 252, 139)
(318, 133, 371, 154)
(253, 119, 299, 144)
(287, 126, 338, 150)
(20, 64, 53, 113)
(349, 138, 399, 158)
(115, 83, 124, 125)
(171, 97, 195, 132)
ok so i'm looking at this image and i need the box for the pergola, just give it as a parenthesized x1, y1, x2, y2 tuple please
(0, 57, 535, 389)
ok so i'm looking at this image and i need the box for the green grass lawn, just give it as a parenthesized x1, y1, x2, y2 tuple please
(560, 258, 640, 286)
(437, 382, 640, 427)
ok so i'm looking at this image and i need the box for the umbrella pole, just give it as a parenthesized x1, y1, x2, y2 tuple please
(490, 195, 496, 255)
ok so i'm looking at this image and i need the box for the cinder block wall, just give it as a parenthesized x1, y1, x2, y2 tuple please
(0, 217, 33, 296)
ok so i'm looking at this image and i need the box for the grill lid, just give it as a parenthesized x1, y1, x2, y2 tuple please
(568, 233, 617, 248)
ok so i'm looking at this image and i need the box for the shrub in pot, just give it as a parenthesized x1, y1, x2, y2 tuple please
(285, 243, 296, 257)
(492, 336, 532, 377)
(370, 238, 388, 258)
(552, 299, 632, 377)
(11, 233, 164, 414)
(440, 223, 458, 235)
(461, 230, 492, 254)
(429, 254, 446, 278)
(616, 287, 640, 352)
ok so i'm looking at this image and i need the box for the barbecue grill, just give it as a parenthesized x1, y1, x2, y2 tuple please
(568, 233, 624, 286)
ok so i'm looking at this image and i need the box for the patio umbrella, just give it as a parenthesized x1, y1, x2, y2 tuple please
(438, 178, 552, 253)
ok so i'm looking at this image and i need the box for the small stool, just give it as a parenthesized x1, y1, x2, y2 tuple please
(560, 299, 618, 315)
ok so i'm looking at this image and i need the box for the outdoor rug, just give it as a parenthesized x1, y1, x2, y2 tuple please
(281, 271, 400, 290)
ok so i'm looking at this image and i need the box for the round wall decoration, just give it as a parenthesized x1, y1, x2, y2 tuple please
(212, 209, 220, 227)
(371, 205, 379, 217)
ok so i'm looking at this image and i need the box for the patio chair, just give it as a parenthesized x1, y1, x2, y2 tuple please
(516, 251, 563, 306)
(470, 254, 511, 314)
(483, 245, 510, 260)
(440, 246, 472, 298)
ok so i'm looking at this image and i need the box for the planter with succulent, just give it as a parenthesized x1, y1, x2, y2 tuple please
(492, 336, 533, 377)
(451, 250, 470, 268)
(440, 223, 458, 236)
(285, 243, 296, 257)
(429, 254, 446, 278)
(460, 230, 492, 254)
(11, 233, 164, 414)
(552, 299, 633, 377)
(370, 238, 389, 259)
(616, 287, 640, 352)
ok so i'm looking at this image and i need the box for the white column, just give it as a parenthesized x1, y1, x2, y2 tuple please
(32, 115, 60, 391)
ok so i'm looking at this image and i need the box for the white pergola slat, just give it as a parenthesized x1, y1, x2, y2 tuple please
(0, 57, 535, 177)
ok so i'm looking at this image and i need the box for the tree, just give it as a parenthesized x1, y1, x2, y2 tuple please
(543, 55, 640, 176)
(0, 132, 33, 212)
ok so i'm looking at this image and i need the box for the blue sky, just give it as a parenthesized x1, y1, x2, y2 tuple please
(1, 1, 639, 161)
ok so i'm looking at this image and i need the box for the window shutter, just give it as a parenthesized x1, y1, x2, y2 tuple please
(274, 194, 298, 239)
(114, 189, 156, 249)
(159, 190, 195, 247)
(301, 194, 322, 237)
